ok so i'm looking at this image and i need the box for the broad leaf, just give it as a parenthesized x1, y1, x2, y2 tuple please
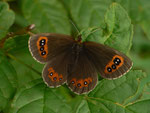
(20, 0, 70, 34)
(9, 79, 72, 113)
(114, 0, 150, 40)
(69, 0, 112, 29)
(0, 50, 17, 111)
(0, 1, 148, 113)
(0, 2, 15, 39)
(104, 3, 133, 54)
(9, 70, 149, 113)
(89, 70, 148, 104)
(126, 99, 150, 113)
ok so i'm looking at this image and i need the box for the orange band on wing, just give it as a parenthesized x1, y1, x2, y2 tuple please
(104, 55, 124, 74)
(36, 37, 48, 59)
(70, 77, 93, 88)
(48, 67, 63, 82)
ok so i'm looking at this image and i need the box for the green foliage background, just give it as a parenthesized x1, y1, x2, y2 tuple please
(0, 0, 150, 113)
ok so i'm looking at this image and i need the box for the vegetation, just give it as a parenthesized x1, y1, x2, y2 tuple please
(0, 0, 150, 113)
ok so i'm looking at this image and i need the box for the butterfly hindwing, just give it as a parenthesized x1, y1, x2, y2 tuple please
(67, 50, 98, 94)
(42, 47, 74, 87)
(29, 33, 74, 63)
(84, 41, 133, 79)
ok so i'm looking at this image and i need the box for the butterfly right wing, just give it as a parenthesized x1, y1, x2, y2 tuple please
(28, 33, 74, 63)
(84, 41, 133, 79)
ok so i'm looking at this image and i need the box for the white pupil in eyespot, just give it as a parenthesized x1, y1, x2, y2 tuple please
(50, 72, 53, 76)
(84, 81, 87, 85)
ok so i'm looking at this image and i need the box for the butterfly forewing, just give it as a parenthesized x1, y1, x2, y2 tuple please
(29, 33, 74, 63)
(84, 41, 133, 79)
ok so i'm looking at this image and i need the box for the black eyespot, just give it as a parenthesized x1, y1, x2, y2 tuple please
(113, 58, 121, 65)
(71, 81, 75, 84)
(84, 81, 88, 85)
(107, 67, 112, 72)
(40, 47, 44, 51)
(40, 42, 45, 46)
(41, 51, 46, 56)
(77, 83, 81, 87)
(116, 58, 121, 63)
(53, 77, 57, 81)
(50, 72, 53, 76)
(40, 39, 46, 46)
(112, 64, 116, 69)
(59, 78, 62, 81)
(40, 39, 46, 43)
(114, 61, 119, 65)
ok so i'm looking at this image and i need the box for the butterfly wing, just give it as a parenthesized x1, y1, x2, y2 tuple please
(29, 33, 74, 63)
(67, 50, 98, 94)
(84, 41, 133, 79)
(42, 43, 75, 87)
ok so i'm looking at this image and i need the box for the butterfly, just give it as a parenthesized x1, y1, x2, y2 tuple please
(28, 33, 133, 94)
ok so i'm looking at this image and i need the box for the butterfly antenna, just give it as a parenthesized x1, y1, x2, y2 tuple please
(69, 20, 80, 34)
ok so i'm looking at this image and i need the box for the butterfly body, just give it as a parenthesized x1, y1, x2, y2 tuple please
(29, 33, 133, 94)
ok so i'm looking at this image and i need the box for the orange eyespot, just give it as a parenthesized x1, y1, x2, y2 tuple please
(48, 67, 63, 82)
(70, 78, 77, 86)
(52, 76, 58, 81)
(48, 67, 54, 79)
(70, 77, 93, 88)
(37, 37, 48, 59)
(104, 55, 124, 74)
(76, 79, 84, 88)
(83, 78, 89, 87)
(59, 74, 63, 81)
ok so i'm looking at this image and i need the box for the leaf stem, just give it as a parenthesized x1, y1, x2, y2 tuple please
(0, 24, 35, 48)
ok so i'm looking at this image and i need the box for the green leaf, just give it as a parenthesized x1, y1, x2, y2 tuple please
(126, 99, 150, 113)
(79, 27, 104, 43)
(10, 52, 43, 87)
(0, 0, 148, 113)
(69, 0, 112, 29)
(4, 35, 30, 54)
(3, 33, 43, 87)
(113, 0, 141, 23)
(131, 25, 150, 75)
(20, 0, 70, 34)
(89, 70, 146, 105)
(114, 0, 150, 40)
(70, 2, 133, 51)
(0, 50, 17, 111)
(139, 0, 150, 40)
(87, 98, 127, 113)
(9, 79, 72, 113)
(0, 2, 15, 39)
(8, 69, 149, 113)
(104, 3, 133, 54)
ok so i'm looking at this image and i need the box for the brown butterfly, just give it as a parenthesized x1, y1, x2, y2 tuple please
(28, 33, 133, 94)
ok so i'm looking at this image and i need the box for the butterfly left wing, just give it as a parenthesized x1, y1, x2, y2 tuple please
(29, 33, 74, 63)
(84, 41, 133, 79)
(67, 51, 98, 94)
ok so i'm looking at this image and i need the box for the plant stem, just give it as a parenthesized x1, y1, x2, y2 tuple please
(0, 24, 35, 48)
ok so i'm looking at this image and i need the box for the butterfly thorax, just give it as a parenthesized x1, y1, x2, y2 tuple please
(72, 43, 83, 57)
